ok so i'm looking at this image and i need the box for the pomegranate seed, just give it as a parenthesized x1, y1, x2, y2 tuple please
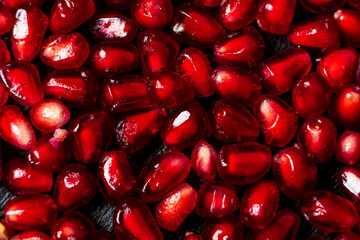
(336, 131, 360, 165)
(0, 60, 44, 107)
(138, 29, 179, 76)
(173, 47, 214, 98)
(0, 84, 8, 108)
(103, 0, 132, 9)
(155, 183, 197, 231)
(4, 194, 57, 230)
(253, 94, 299, 147)
(300, 0, 345, 13)
(202, 214, 244, 240)
(292, 73, 332, 118)
(43, 68, 98, 109)
(51, 211, 95, 240)
(3, 159, 53, 196)
(171, 2, 225, 49)
(348, 0, 360, 9)
(137, 152, 191, 202)
(161, 101, 212, 151)
(197, 0, 221, 7)
(334, 232, 360, 240)
(91, 229, 117, 240)
(10, 230, 52, 240)
(113, 197, 163, 240)
(54, 163, 97, 212)
(213, 26, 265, 67)
(0, 5, 14, 35)
(196, 180, 240, 218)
(68, 108, 114, 164)
(97, 150, 136, 206)
(287, 14, 341, 54)
(257, 0, 297, 34)
(0, 105, 36, 150)
(191, 140, 217, 180)
(301, 190, 359, 233)
(89, 9, 138, 43)
(218, 141, 271, 185)
(0, 39, 10, 67)
(184, 232, 203, 240)
(131, 0, 173, 29)
(258, 48, 312, 96)
(11, 4, 48, 61)
(114, 107, 164, 155)
(0, 0, 45, 12)
(246, 208, 300, 240)
(49, 0, 95, 34)
(338, 165, 360, 211)
(335, 9, 360, 48)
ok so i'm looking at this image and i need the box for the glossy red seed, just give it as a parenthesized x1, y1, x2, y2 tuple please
(214, 26, 265, 67)
(114, 107, 164, 155)
(113, 197, 163, 240)
(336, 131, 360, 165)
(338, 165, 360, 211)
(0, 105, 36, 150)
(10, 230, 52, 240)
(272, 147, 317, 200)
(348, 0, 360, 9)
(54, 163, 97, 212)
(0, 39, 10, 67)
(202, 214, 244, 240)
(91, 229, 117, 240)
(97, 150, 136, 206)
(155, 183, 197, 231)
(131, 0, 173, 29)
(173, 47, 214, 98)
(253, 94, 299, 147)
(171, 2, 225, 49)
(68, 108, 114, 164)
(90, 9, 138, 43)
(247, 208, 300, 240)
(287, 14, 341, 54)
(43, 68, 98, 109)
(196, 180, 240, 218)
(184, 232, 203, 240)
(11, 4, 48, 61)
(191, 140, 217, 180)
(161, 101, 212, 151)
(49, 0, 95, 34)
(218, 142, 271, 185)
(4, 194, 57, 230)
(0, 0, 45, 11)
(0, 5, 14, 35)
(292, 73, 332, 118)
(335, 9, 360, 48)
(51, 211, 95, 240)
(258, 48, 312, 95)
(301, 190, 359, 233)
(0, 60, 43, 107)
(103, 0, 132, 9)
(138, 29, 179, 76)
(137, 152, 191, 203)
(335, 232, 360, 240)
(300, 0, 345, 13)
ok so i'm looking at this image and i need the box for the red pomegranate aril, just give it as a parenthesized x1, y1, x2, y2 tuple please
(54, 163, 97, 212)
(240, 180, 279, 230)
(0, 5, 14, 35)
(0, 105, 36, 150)
(212, 66, 262, 106)
(191, 140, 217, 180)
(0, 60, 43, 107)
(348, 0, 360, 9)
(287, 14, 341, 54)
(114, 107, 164, 155)
(173, 47, 214, 98)
(137, 152, 191, 203)
(68, 108, 114, 164)
(273, 147, 317, 200)
(197, 0, 221, 7)
(0, 39, 10, 67)
(214, 26, 265, 67)
(113, 197, 163, 240)
(292, 73, 332, 118)
(218, 142, 271, 185)
(90, 9, 138, 43)
(0, 0, 45, 11)
(104, 0, 132, 9)
(247, 208, 300, 240)
(4, 159, 52, 196)
(10, 230, 52, 240)
(51, 211, 95, 240)
(155, 183, 197, 231)
(196, 180, 240, 218)
(171, 2, 225, 49)
(4, 194, 57, 230)
(49, 0, 95, 34)
(202, 214, 244, 240)
(258, 48, 312, 96)
(97, 151, 136, 206)
(11, 4, 48, 61)
(335, 9, 360, 48)
(338, 165, 360, 210)
(184, 233, 203, 240)
(131, 0, 173, 29)
(336, 131, 360, 165)
(302, 190, 359, 233)
(257, 0, 297, 34)
(253, 94, 299, 147)
(0, 84, 8, 107)
(91, 229, 117, 240)
(335, 232, 360, 240)
(300, 0, 345, 13)
(161, 101, 212, 151)
(138, 29, 179, 76)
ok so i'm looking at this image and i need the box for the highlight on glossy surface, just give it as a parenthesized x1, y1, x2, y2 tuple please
(334, 9, 360, 48)
(336, 131, 360, 165)
(338, 165, 360, 211)
(202, 214, 244, 240)
(191, 140, 217, 180)
(10, 230, 52, 240)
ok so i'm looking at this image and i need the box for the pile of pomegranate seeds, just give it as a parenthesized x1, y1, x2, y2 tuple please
(1, 0, 360, 239)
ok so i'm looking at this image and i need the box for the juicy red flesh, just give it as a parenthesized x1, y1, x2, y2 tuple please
(335, 9, 360, 49)
(191, 140, 217, 180)
(300, 0, 345, 13)
(10, 230, 52, 240)
(0, 5, 14, 35)
(336, 131, 360, 165)
(202, 214, 244, 240)
(197, 0, 221, 7)
(0, 39, 10, 68)
(338, 165, 360, 211)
